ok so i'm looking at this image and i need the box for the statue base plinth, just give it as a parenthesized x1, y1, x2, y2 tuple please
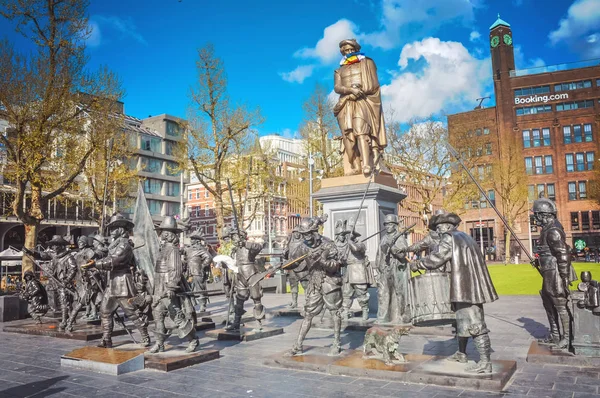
(314, 171, 406, 262)
(61, 347, 145, 375)
(345, 322, 455, 337)
(3, 319, 127, 340)
(145, 349, 220, 372)
(264, 347, 516, 392)
(195, 320, 216, 331)
(272, 308, 304, 318)
(206, 326, 283, 341)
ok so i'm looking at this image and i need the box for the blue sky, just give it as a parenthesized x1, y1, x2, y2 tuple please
(2, 0, 599, 136)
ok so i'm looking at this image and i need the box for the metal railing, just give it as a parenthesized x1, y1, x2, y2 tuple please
(510, 58, 600, 77)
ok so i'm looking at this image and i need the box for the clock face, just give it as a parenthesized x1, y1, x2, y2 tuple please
(503, 34, 512, 46)
(491, 36, 500, 48)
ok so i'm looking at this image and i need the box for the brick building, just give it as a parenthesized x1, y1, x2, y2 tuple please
(448, 15, 600, 256)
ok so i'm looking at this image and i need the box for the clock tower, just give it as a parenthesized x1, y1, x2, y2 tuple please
(489, 14, 515, 81)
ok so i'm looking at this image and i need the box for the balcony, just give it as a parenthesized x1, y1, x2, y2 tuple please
(510, 58, 600, 77)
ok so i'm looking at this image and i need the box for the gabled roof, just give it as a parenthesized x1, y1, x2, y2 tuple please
(490, 14, 510, 30)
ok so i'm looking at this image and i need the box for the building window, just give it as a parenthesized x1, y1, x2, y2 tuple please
(566, 154, 574, 172)
(143, 179, 162, 195)
(514, 85, 550, 96)
(571, 212, 579, 231)
(165, 161, 181, 177)
(528, 155, 552, 175)
(141, 157, 162, 173)
(485, 143, 492, 155)
(574, 124, 583, 143)
(166, 203, 180, 216)
(579, 181, 587, 199)
(205, 204, 209, 217)
(537, 184, 545, 198)
(528, 185, 535, 201)
(166, 121, 182, 137)
(525, 157, 533, 175)
(166, 182, 180, 197)
(476, 129, 482, 136)
(554, 80, 593, 92)
(542, 128, 551, 146)
(584, 123, 593, 142)
(140, 135, 162, 152)
(582, 212, 591, 231)
(188, 190, 193, 200)
(532, 129, 541, 147)
(547, 184, 556, 201)
(568, 181, 588, 200)
(566, 152, 594, 171)
(205, 190, 210, 198)
(568, 182, 577, 200)
(483, 127, 490, 135)
(556, 100, 594, 111)
(196, 190, 200, 199)
(523, 130, 531, 148)
(148, 200, 161, 216)
(592, 211, 600, 229)
(563, 126, 572, 144)
(165, 141, 175, 156)
(488, 190, 495, 206)
(516, 105, 552, 116)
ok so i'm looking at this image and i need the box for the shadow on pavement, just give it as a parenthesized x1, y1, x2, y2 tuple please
(0, 375, 69, 398)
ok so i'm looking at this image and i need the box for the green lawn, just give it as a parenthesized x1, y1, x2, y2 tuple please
(285, 262, 599, 296)
(487, 262, 599, 295)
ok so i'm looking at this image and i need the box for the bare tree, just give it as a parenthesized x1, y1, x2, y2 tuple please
(299, 83, 342, 178)
(178, 44, 263, 237)
(0, 0, 124, 271)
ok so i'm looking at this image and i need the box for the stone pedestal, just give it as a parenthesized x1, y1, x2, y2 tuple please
(0, 295, 21, 322)
(264, 347, 516, 392)
(313, 172, 406, 262)
(206, 326, 283, 342)
(571, 291, 600, 357)
(61, 347, 145, 375)
(144, 349, 220, 372)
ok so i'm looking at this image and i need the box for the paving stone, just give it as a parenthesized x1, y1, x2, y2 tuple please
(526, 388, 575, 397)
(554, 383, 598, 394)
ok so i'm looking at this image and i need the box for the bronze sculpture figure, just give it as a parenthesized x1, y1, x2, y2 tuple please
(411, 212, 498, 373)
(82, 213, 151, 348)
(334, 220, 372, 320)
(21, 271, 49, 323)
(185, 229, 213, 313)
(334, 39, 387, 176)
(283, 224, 309, 309)
(532, 197, 577, 349)
(149, 216, 199, 353)
(376, 215, 411, 324)
(285, 218, 343, 357)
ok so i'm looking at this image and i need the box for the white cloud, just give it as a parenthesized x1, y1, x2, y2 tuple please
(548, 0, 600, 56)
(86, 21, 102, 47)
(279, 65, 316, 84)
(294, 19, 358, 64)
(360, 0, 479, 50)
(381, 38, 491, 123)
(469, 31, 481, 42)
(92, 15, 147, 46)
(513, 44, 546, 69)
(549, 0, 600, 44)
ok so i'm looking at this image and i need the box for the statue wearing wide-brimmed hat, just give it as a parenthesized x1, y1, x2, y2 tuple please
(25, 234, 78, 330)
(376, 214, 411, 325)
(286, 217, 343, 357)
(411, 211, 498, 373)
(82, 212, 150, 348)
(184, 228, 213, 313)
(226, 225, 265, 332)
(335, 220, 372, 320)
(149, 216, 199, 354)
(398, 209, 447, 270)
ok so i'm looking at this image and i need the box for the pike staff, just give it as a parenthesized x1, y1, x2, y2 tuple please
(445, 143, 540, 275)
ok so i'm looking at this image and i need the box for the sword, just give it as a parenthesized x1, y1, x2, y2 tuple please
(23, 253, 77, 296)
(445, 143, 541, 276)
(248, 253, 310, 287)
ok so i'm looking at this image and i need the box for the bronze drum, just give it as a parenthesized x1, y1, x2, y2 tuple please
(409, 272, 455, 327)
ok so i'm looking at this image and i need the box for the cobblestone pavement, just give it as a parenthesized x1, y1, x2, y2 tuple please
(0, 294, 598, 398)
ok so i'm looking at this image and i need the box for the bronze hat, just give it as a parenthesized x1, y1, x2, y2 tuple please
(383, 214, 399, 225)
(188, 229, 205, 240)
(155, 216, 183, 233)
(46, 235, 71, 246)
(339, 38, 361, 51)
(106, 212, 134, 231)
(430, 212, 462, 228)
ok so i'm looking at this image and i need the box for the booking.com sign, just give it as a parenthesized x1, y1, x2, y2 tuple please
(515, 93, 569, 105)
